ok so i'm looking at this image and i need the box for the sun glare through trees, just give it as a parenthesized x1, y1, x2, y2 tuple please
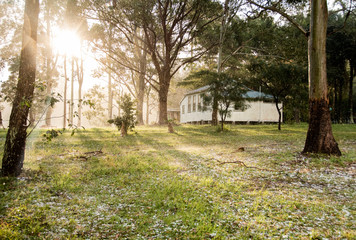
(53, 29, 82, 57)
(0, 0, 355, 238)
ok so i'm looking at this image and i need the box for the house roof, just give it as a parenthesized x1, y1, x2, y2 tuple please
(186, 85, 210, 95)
(243, 88, 273, 100)
(183, 85, 273, 100)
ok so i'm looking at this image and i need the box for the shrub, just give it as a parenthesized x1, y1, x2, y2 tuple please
(108, 94, 136, 136)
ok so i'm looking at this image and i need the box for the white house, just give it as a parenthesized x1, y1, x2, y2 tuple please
(180, 85, 282, 124)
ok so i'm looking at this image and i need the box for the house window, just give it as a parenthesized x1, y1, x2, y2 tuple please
(188, 96, 191, 113)
(181, 105, 185, 114)
(197, 95, 201, 111)
(193, 95, 196, 112)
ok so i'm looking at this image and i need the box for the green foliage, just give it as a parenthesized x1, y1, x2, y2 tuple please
(83, 85, 107, 126)
(247, 58, 308, 123)
(42, 129, 62, 142)
(108, 93, 136, 134)
(327, 13, 356, 123)
(44, 93, 61, 108)
(184, 70, 248, 130)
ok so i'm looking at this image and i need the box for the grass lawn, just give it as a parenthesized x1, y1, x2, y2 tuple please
(0, 124, 355, 239)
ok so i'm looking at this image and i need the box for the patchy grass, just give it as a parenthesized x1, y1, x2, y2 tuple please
(0, 124, 355, 239)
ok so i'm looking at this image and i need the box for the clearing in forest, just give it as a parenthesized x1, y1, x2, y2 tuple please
(0, 124, 355, 239)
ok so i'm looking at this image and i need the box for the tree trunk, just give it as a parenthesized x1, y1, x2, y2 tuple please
(136, 47, 147, 125)
(213, 0, 230, 127)
(349, 62, 354, 123)
(77, 56, 83, 127)
(45, 4, 53, 127)
(332, 79, 336, 122)
(146, 86, 151, 125)
(107, 34, 113, 120)
(211, 98, 218, 126)
(337, 77, 343, 123)
(70, 58, 74, 126)
(108, 70, 113, 119)
(1, 0, 39, 177)
(120, 122, 127, 137)
(274, 99, 282, 130)
(108, 10, 113, 120)
(302, 0, 341, 156)
(29, 108, 35, 126)
(0, 111, 4, 129)
(134, 28, 147, 125)
(158, 70, 170, 125)
(137, 86, 145, 125)
(77, 82, 82, 127)
(63, 55, 67, 129)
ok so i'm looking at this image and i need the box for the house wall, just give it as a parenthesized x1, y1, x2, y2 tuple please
(180, 93, 282, 123)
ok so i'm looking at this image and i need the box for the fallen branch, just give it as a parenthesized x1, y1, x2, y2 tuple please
(216, 159, 274, 172)
(83, 149, 103, 156)
(77, 149, 104, 160)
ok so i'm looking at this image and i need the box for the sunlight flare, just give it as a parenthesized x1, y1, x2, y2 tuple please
(53, 29, 82, 57)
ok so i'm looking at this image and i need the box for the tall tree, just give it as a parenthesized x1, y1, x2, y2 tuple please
(63, 55, 68, 128)
(213, 0, 231, 126)
(1, 0, 40, 176)
(303, 0, 341, 155)
(130, 0, 219, 125)
(248, 59, 307, 130)
(248, 0, 342, 155)
(83, 1, 149, 125)
(43, 0, 61, 127)
(76, 55, 84, 127)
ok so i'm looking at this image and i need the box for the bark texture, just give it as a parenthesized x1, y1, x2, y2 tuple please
(302, 0, 341, 156)
(77, 57, 84, 127)
(211, 99, 218, 126)
(349, 63, 354, 123)
(44, 3, 53, 127)
(1, 0, 40, 176)
(303, 99, 341, 155)
(158, 79, 170, 125)
(135, 31, 147, 125)
(63, 56, 67, 128)
(120, 122, 127, 137)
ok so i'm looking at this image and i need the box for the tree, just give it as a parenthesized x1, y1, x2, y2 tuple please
(83, 84, 112, 126)
(83, 2, 149, 125)
(214, 0, 231, 126)
(1, 0, 40, 176)
(128, 0, 220, 125)
(248, 59, 307, 130)
(0, 1, 22, 71)
(42, 0, 61, 127)
(184, 70, 248, 131)
(303, 0, 341, 155)
(327, 12, 356, 123)
(248, 0, 342, 155)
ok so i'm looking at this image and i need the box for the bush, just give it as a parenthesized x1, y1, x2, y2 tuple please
(108, 94, 136, 136)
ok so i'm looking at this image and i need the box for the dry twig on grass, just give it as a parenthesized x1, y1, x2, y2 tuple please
(216, 159, 274, 172)
(78, 149, 104, 160)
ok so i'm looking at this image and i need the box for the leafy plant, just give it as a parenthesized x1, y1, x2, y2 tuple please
(108, 93, 136, 136)
(42, 129, 62, 142)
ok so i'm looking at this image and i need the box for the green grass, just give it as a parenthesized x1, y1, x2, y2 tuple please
(0, 124, 355, 239)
